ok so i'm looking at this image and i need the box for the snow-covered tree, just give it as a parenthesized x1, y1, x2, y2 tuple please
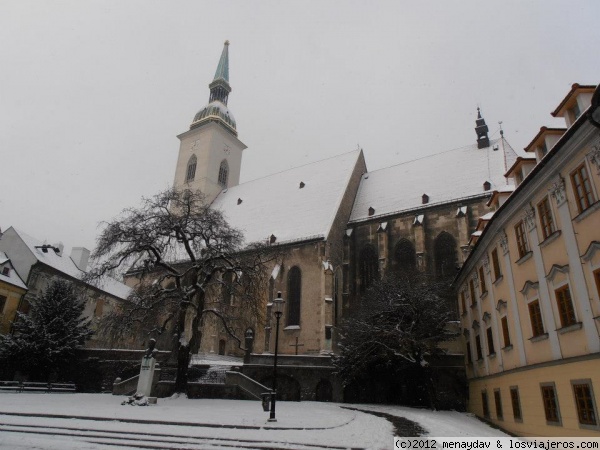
(0, 279, 92, 381)
(87, 188, 278, 392)
(333, 273, 456, 408)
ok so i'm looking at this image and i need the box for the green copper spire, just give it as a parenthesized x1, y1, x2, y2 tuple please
(213, 40, 229, 83)
(209, 40, 231, 105)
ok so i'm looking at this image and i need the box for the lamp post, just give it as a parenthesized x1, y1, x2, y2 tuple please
(269, 291, 285, 422)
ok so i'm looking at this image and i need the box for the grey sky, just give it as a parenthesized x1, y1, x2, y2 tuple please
(1, 1, 599, 254)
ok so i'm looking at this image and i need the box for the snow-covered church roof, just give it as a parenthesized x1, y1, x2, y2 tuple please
(349, 138, 518, 223)
(212, 150, 363, 246)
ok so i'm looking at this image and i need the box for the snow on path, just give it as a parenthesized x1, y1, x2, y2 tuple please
(350, 404, 510, 437)
(0, 394, 506, 449)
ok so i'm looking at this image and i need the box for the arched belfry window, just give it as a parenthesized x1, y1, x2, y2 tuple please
(434, 231, 457, 278)
(287, 266, 302, 326)
(186, 155, 197, 183)
(218, 159, 229, 188)
(395, 239, 416, 274)
(359, 245, 379, 292)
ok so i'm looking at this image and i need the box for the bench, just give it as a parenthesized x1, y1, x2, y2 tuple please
(0, 381, 76, 393)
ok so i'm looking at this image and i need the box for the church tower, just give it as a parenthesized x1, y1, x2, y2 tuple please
(172, 41, 247, 203)
(475, 107, 490, 149)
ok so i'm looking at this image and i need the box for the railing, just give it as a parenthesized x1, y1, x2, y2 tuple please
(225, 371, 271, 400)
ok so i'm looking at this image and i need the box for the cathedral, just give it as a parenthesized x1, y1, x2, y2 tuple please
(168, 41, 518, 402)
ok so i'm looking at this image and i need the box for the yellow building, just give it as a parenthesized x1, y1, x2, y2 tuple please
(455, 83, 600, 436)
(0, 251, 27, 335)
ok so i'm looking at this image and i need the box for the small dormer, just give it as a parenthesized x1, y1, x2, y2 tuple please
(524, 127, 566, 162)
(504, 156, 537, 186)
(487, 185, 516, 209)
(551, 83, 596, 127)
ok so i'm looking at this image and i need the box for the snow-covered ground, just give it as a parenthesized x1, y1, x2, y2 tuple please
(0, 393, 507, 449)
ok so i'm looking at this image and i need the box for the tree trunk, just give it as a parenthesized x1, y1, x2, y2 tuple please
(174, 307, 190, 393)
(422, 365, 438, 410)
(173, 301, 203, 393)
(174, 343, 190, 393)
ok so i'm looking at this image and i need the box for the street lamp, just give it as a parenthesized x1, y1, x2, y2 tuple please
(269, 291, 285, 422)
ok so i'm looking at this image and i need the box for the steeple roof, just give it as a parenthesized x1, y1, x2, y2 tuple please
(213, 40, 230, 83)
(191, 41, 236, 134)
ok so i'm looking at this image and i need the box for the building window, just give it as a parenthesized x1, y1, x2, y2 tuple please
(514, 220, 529, 259)
(528, 300, 545, 337)
(501, 316, 511, 347)
(510, 387, 522, 421)
(0, 295, 6, 314)
(571, 163, 595, 214)
(491, 248, 501, 280)
(359, 245, 379, 293)
(395, 239, 416, 274)
(334, 269, 341, 326)
(541, 383, 561, 424)
(538, 197, 555, 240)
(287, 266, 302, 326)
(478, 266, 487, 295)
(186, 155, 197, 182)
(460, 291, 467, 314)
(494, 389, 503, 420)
(482, 391, 490, 418)
(595, 269, 600, 300)
(469, 279, 476, 307)
(475, 334, 483, 360)
(572, 381, 598, 426)
(221, 272, 234, 306)
(540, 141, 548, 157)
(466, 341, 472, 364)
(218, 160, 229, 188)
(555, 285, 577, 328)
(486, 327, 495, 355)
(434, 232, 457, 278)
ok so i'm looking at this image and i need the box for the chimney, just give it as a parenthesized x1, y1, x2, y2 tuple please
(70, 247, 90, 271)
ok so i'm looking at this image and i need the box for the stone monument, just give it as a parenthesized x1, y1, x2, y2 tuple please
(136, 338, 158, 397)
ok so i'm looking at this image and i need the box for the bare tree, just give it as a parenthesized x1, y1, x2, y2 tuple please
(87, 188, 278, 392)
(333, 273, 457, 408)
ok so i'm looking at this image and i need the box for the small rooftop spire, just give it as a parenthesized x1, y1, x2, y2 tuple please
(209, 41, 232, 105)
(475, 107, 490, 149)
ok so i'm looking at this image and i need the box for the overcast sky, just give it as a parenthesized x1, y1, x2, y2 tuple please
(1, 1, 599, 255)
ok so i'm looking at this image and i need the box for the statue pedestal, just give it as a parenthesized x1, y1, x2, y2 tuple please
(136, 356, 156, 396)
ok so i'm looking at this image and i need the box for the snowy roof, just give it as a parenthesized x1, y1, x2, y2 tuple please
(0, 251, 27, 290)
(211, 151, 362, 246)
(10, 228, 131, 300)
(350, 138, 517, 223)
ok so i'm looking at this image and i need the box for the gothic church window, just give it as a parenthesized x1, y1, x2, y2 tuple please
(334, 268, 341, 326)
(287, 266, 302, 326)
(434, 232, 457, 278)
(186, 155, 197, 182)
(394, 239, 416, 274)
(359, 245, 379, 292)
(221, 271, 234, 306)
(218, 160, 229, 188)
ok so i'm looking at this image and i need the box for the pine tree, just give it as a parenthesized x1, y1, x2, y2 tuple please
(0, 279, 92, 381)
